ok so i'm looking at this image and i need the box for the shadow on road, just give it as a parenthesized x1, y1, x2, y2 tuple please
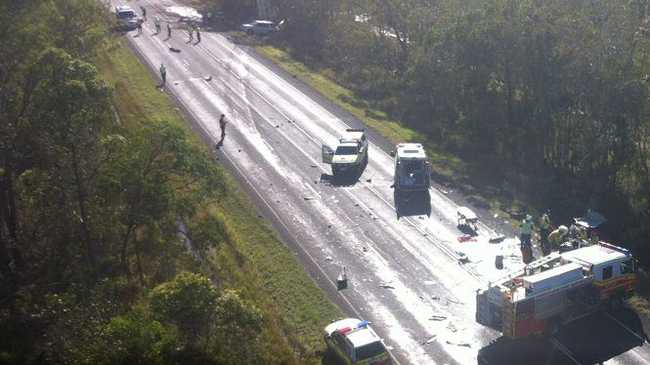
(320, 162, 368, 187)
(478, 308, 647, 365)
(394, 190, 432, 218)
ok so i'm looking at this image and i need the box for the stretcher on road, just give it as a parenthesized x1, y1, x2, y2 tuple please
(457, 206, 479, 234)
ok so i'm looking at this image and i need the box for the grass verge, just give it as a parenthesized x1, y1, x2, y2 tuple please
(96, 36, 342, 364)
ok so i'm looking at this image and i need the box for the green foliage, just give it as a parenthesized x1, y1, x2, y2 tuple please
(150, 272, 219, 342)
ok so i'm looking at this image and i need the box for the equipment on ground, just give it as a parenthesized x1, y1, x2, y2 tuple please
(391, 143, 431, 195)
(324, 318, 391, 365)
(322, 129, 369, 177)
(476, 242, 636, 338)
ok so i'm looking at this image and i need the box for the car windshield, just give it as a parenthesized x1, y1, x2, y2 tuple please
(117, 11, 135, 19)
(335, 146, 358, 155)
(356, 341, 386, 361)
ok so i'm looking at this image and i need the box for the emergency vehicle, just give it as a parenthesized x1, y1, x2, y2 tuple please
(391, 143, 431, 194)
(476, 242, 636, 338)
(324, 318, 391, 365)
(322, 129, 369, 176)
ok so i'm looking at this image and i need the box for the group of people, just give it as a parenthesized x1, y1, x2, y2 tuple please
(135, 4, 229, 148)
(518, 211, 595, 264)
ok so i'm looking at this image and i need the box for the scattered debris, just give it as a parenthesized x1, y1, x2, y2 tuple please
(303, 196, 314, 201)
(379, 284, 395, 289)
(325, 256, 333, 262)
(275, 125, 280, 128)
(310, 165, 318, 168)
(446, 340, 471, 348)
(447, 298, 463, 305)
(457, 235, 476, 243)
(337, 266, 348, 290)
(446, 323, 458, 333)
(327, 225, 332, 228)
(429, 315, 447, 321)
(431, 296, 440, 300)
(366, 178, 372, 183)
(422, 335, 437, 345)
(238, 149, 241, 152)
(169, 47, 181, 52)
(362, 246, 368, 253)
(489, 234, 506, 243)
(493, 213, 499, 218)
(204, 75, 212, 81)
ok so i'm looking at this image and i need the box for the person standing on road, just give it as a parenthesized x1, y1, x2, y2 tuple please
(167, 23, 172, 39)
(141, 6, 147, 21)
(159, 63, 167, 87)
(137, 21, 143, 35)
(188, 25, 194, 43)
(539, 211, 552, 256)
(154, 16, 161, 34)
(196, 26, 201, 43)
(519, 215, 534, 263)
(219, 114, 227, 140)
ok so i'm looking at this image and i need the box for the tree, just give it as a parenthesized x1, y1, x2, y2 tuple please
(150, 272, 219, 343)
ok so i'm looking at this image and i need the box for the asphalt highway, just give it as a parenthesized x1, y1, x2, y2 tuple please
(110, 1, 650, 363)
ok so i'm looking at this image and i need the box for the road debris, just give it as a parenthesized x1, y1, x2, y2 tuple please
(421, 335, 437, 345)
(489, 234, 506, 243)
(303, 196, 314, 201)
(337, 266, 348, 290)
(310, 164, 318, 168)
(429, 315, 447, 321)
(457, 234, 477, 242)
(204, 75, 212, 81)
(379, 284, 395, 289)
(457, 253, 469, 264)
(325, 256, 333, 262)
(446, 340, 471, 348)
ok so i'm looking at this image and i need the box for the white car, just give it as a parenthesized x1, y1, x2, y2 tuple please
(321, 129, 369, 176)
(324, 318, 391, 365)
(241, 20, 277, 35)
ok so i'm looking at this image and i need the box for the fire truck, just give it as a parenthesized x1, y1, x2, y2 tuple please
(476, 242, 636, 338)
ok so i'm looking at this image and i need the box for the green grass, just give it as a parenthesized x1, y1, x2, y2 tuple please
(96, 37, 343, 364)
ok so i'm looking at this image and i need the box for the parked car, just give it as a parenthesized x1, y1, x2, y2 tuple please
(241, 20, 277, 35)
(115, 5, 143, 30)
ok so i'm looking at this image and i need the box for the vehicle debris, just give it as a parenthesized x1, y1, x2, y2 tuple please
(446, 340, 471, 348)
(489, 234, 506, 243)
(422, 335, 437, 344)
(379, 284, 395, 289)
(169, 47, 181, 53)
(429, 315, 447, 321)
(204, 75, 212, 81)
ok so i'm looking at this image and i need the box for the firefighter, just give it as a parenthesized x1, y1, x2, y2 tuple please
(548, 225, 569, 251)
(539, 211, 552, 256)
(519, 215, 534, 263)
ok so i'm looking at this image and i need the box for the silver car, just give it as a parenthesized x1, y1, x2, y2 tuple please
(241, 20, 277, 35)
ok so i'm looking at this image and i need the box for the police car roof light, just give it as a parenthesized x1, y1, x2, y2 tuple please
(356, 320, 369, 329)
(338, 327, 352, 335)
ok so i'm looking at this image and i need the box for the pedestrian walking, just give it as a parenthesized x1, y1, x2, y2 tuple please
(159, 63, 167, 87)
(167, 23, 172, 38)
(219, 114, 227, 139)
(137, 21, 143, 35)
(196, 26, 201, 43)
(188, 25, 194, 43)
(141, 6, 147, 21)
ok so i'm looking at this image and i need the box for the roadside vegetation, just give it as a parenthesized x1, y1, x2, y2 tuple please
(0, 1, 340, 364)
(210, 0, 650, 267)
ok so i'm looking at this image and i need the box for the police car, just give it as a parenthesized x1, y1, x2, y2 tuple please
(324, 318, 391, 365)
(321, 129, 369, 176)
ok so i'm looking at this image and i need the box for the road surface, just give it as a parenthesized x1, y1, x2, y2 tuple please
(109, 1, 650, 363)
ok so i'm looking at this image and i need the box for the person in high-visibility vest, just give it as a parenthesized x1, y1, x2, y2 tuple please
(548, 225, 568, 251)
(519, 215, 534, 263)
(539, 212, 552, 256)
